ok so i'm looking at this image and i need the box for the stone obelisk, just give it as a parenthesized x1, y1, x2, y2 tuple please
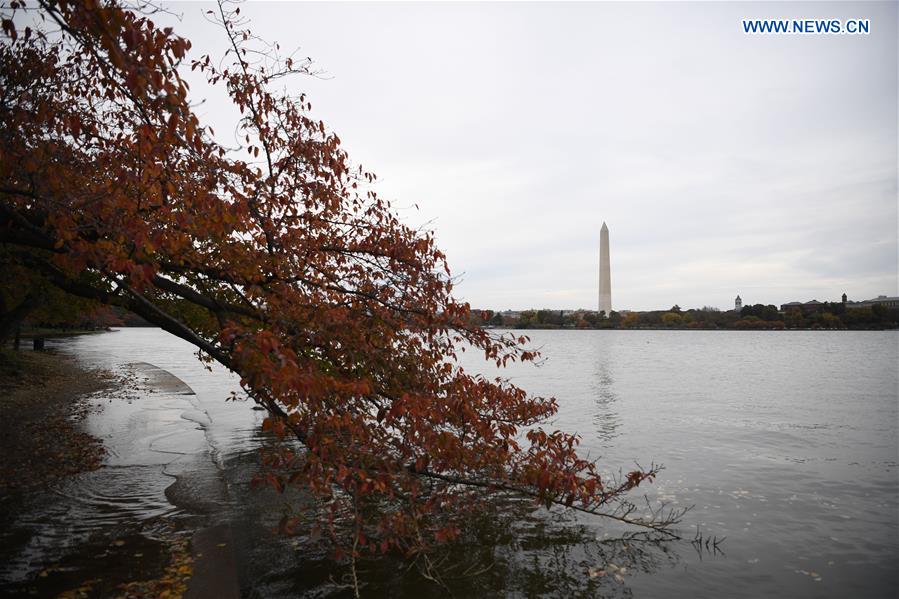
(598, 222, 612, 315)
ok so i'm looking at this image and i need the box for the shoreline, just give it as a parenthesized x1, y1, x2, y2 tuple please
(0, 348, 230, 597)
(0, 349, 111, 495)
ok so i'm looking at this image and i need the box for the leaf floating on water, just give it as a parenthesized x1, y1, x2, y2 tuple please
(113, 539, 126, 547)
(587, 567, 605, 578)
(794, 568, 824, 582)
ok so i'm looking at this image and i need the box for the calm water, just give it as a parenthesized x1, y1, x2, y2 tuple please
(2, 328, 897, 597)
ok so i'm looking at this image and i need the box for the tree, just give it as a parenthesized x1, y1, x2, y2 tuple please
(0, 252, 103, 341)
(741, 303, 781, 322)
(784, 308, 804, 329)
(517, 310, 537, 327)
(661, 312, 682, 327)
(816, 311, 842, 329)
(535, 309, 563, 327)
(0, 262, 42, 341)
(467, 309, 492, 326)
(0, 0, 678, 567)
(621, 312, 639, 328)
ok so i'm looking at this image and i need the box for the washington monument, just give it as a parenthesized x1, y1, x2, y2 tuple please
(598, 222, 612, 314)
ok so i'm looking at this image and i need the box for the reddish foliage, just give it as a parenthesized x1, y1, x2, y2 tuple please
(0, 0, 670, 559)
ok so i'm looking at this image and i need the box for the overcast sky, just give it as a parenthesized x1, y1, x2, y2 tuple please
(163, 1, 897, 311)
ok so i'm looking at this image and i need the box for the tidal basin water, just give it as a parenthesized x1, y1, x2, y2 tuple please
(1, 328, 896, 597)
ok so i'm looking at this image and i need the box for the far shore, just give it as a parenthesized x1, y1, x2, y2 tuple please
(14, 328, 112, 339)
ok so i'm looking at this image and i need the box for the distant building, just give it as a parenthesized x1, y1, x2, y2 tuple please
(779, 295, 899, 312)
(851, 295, 899, 309)
(734, 295, 742, 312)
(804, 299, 824, 310)
(779, 299, 829, 312)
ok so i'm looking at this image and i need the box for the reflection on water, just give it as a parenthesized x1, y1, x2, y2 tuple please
(222, 487, 682, 598)
(0, 466, 177, 584)
(592, 337, 622, 447)
(1, 328, 897, 598)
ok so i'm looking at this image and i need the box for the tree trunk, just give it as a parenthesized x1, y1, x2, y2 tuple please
(0, 293, 41, 344)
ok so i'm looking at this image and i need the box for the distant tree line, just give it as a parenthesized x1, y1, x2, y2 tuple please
(470, 303, 898, 331)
